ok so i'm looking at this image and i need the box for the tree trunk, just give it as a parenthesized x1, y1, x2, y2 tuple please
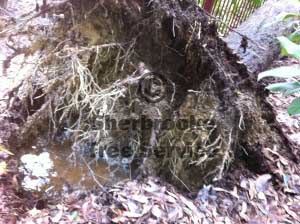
(8, 0, 298, 191)
(225, 0, 300, 74)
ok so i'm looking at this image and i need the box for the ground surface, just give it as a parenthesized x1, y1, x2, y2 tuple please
(1, 1, 300, 224)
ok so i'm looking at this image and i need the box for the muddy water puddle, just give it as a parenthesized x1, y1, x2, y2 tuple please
(17, 141, 128, 194)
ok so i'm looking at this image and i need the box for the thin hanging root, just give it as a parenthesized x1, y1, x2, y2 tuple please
(49, 43, 130, 115)
(238, 110, 245, 130)
(15, 36, 139, 153)
(216, 128, 233, 180)
(80, 155, 107, 192)
(169, 167, 192, 192)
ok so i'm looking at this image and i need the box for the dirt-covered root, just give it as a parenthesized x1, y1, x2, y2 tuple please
(4, 0, 298, 191)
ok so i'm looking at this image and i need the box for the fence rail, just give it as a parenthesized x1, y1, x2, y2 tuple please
(199, 0, 265, 35)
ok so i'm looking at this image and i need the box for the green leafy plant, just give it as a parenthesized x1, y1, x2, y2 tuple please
(281, 12, 300, 44)
(258, 37, 300, 115)
(258, 11, 300, 115)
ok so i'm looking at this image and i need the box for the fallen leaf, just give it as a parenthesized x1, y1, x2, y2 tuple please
(151, 205, 164, 219)
(28, 208, 41, 217)
(257, 192, 266, 201)
(51, 210, 63, 223)
(123, 211, 143, 218)
(283, 205, 298, 219)
(0, 145, 14, 156)
(249, 180, 257, 200)
(112, 216, 128, 223)
(130, 194, 149, 204)
(0, 161, 8, 175)
(127, 199, 139, 213)
(255, 174, 272, 192)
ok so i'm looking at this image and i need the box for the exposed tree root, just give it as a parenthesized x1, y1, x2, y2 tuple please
(2, 0, 298, 191)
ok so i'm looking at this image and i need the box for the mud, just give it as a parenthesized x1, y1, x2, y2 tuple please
(16, 140, 128, 194)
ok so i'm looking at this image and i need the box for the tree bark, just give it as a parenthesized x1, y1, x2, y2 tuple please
(225, 0, 300, 74)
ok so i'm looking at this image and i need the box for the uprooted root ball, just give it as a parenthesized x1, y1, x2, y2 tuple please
(4, 0, 296, 191)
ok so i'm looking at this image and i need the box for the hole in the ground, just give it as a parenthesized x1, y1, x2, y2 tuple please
(16, 139, 129, 195)
(238, 144, 268, 174)
(26, 88, 45, 116)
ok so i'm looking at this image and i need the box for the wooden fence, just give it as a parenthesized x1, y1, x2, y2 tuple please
(199, 0, 266, 35)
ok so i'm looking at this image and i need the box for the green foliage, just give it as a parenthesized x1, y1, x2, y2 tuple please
(258, 65, 300, 115)
(265, 82, 300, 93)
(288, 31, 300, 44)
(288, 98, 300, 115)
(280, 13, 300, 21)
(252, 0, 263, 6)
(258, 46, 300, 115)
(277, 36, 300, 59)
(258, 66, 300, 80)
(280, 11, 300, 44)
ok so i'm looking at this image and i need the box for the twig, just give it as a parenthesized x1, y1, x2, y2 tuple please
(80, 155, 108, 192)
(169, 167, 192, 192)
(217, 128, 233, 180)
